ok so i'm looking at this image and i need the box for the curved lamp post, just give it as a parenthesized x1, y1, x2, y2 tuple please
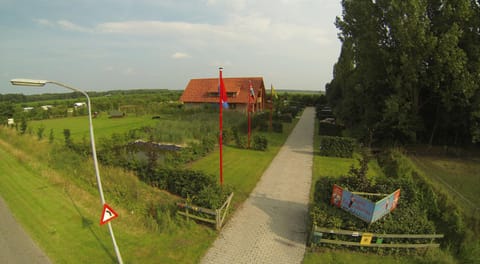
(10, 79, 124, 264)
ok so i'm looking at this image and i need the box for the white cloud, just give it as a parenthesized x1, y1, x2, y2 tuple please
(33, 18, 53, 27)
(34, 18, 92, 33)
(57, 20, 91, 33)
(172, 52, 190, 59)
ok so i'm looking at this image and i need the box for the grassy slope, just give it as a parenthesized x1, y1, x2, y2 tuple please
(0, 129, 216, 263)
(410, 155, 480, 213)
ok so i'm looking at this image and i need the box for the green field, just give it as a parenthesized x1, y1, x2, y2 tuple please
(411, 154, 480, 217)
(28, 114, 159, 142)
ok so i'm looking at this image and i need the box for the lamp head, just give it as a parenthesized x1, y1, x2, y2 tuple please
(10, 79, 48, 87)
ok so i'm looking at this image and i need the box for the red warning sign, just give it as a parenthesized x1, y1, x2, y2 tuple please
(100, 203, 119, 225)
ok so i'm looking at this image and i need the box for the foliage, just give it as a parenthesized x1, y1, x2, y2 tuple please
(272, 122, 283, 133)
(252, 135, 268, 151)
(0, 102, 15, 123)
(140, 168, 229, 209)
(63, 129, 73, 148)
(36, 125, 45, 140)
(195, 184, 234, 209)
(48, 128, 54, 143)
(20, 116, 27, 134)
(319, 136, 356, 158)
(327, 0, 480, 146)
(278, 113, 293, 123)
(311, 149, 476, 260)
(318, 121, 342, 136)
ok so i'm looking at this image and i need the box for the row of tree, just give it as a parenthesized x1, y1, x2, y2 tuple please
(0, 89, 183, 122)
(326, 0, 480, 146)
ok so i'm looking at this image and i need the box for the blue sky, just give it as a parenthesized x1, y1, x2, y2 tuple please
(0, 0, 342, 94)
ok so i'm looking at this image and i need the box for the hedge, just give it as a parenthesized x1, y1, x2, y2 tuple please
(318, 121, 342, 137)
(318, 136, 355, 158)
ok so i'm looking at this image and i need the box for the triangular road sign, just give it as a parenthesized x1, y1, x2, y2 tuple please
(100, 203, 119, 225)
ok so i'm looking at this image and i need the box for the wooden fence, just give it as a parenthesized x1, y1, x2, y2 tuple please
(311, 226, 443, 249)
(177, 192, 234, 230)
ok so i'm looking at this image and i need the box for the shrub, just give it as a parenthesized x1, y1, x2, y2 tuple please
(279, 113, 293, 123)
(232, 127, 247, 149)
(143, 168, 215, 198)
(318, 136, 355, 158)
(318, 121, 342, 136)
(195, 184, 233, 209)
(272, 122, 283, 133)
(253, 135, 268, 151)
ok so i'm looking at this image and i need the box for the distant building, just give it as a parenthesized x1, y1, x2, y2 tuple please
(41, 105, 53, 110)
(179, 77, 266, 112)
(23, 107, 34, 112)
(74, 102, 86, 109)
(7, 118, 14, 125)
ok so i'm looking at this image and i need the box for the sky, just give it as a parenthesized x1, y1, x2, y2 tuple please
(0, 0, 343, 95)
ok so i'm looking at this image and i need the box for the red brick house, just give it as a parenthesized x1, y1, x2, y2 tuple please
(180, 77, 266, 112)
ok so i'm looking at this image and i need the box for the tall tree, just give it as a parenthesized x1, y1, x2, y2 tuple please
(328, 0, 480, 146)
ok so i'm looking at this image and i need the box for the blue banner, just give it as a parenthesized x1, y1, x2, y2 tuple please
(331, 185, 400, 224)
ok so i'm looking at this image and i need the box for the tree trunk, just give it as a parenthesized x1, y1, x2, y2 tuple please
(428, 104, 440, 146)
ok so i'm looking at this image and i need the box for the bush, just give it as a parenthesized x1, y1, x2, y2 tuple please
(142, 168, 232, 209)
(272, 122, 283, 133)
(195, 184, 233, 209)
(318, 121, 342, 136)
(279, 113, 293, 123)
(318, 136, 355, 158)
(253, 135, 268, 151)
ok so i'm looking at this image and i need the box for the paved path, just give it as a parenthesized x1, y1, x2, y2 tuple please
(0, 196, 52, 264)
(201, 107, 315, 264)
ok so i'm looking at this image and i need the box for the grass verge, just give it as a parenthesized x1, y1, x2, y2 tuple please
(0, 128, 216, 263)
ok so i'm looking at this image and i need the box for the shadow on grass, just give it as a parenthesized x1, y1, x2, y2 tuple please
(65, 190, 116, 263)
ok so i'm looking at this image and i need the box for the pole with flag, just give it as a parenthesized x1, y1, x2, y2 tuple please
(218, 67, 228, 186)
(248, 80, 255, 149)
(269, 84, 277, 131)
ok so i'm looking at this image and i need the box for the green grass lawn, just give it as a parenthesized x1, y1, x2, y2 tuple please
(411, 155, 480, 215)
(29, 114, 159, 142)
(190, 121, 298, 204)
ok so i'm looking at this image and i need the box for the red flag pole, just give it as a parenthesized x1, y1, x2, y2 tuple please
(219, 67, 224, 186)
(269, 84, 273, 131)
(248, 81, 252, 149)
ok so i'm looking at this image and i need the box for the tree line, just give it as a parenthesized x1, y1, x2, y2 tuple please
(326, 0, 480, 146)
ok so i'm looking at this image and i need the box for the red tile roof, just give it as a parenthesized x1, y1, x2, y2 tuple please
(180, 77, 265, 104)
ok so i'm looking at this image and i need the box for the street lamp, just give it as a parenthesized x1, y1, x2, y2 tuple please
(10, 79, 124, 264)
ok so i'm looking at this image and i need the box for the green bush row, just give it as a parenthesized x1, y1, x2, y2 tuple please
(141, 168, 231, 209)
(318, 121, 342, 137)
(318, 136, 355, 158)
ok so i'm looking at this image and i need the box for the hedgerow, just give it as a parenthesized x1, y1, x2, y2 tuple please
(318, 136, 355, 158)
